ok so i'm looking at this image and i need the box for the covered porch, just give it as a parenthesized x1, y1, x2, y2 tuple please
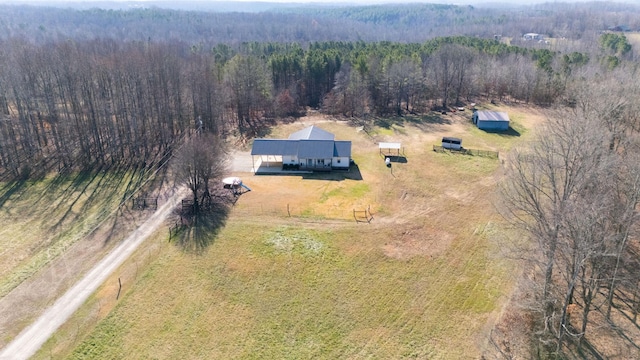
(253, 156, 312, 174)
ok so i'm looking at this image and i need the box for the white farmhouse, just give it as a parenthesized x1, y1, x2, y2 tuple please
(251, 126, 351, 171)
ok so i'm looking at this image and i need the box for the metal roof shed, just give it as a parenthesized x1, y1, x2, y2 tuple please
(473, 111, 510, 131)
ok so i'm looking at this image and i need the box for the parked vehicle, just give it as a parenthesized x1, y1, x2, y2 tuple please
(441, 137, 462, 150)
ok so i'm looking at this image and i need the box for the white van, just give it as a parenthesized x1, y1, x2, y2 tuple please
(441, 137, 462, 150)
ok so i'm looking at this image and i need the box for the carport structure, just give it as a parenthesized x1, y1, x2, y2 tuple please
(379, 142, 403, 157)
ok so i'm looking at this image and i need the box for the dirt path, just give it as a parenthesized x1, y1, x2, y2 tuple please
(0, 188, 187, 360)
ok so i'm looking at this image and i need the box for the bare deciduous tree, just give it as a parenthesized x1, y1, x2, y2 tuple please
(172, 134, 228, 215)
(429, 44, 473, 109)
(499, 107, 617, 355)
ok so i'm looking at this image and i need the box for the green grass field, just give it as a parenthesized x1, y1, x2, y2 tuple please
(34, 105, 543, 359)
(57, 222, 507, 359)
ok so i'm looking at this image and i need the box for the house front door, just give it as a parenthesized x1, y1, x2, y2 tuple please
(307, 159, 313, 167)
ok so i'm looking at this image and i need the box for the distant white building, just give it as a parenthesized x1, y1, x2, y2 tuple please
(523, 33, 543, 41)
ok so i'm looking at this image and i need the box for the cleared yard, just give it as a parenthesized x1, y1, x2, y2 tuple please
(34, 105, 545, 359)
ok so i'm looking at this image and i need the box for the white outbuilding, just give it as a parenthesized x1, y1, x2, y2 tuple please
(472, 110, 510, 131)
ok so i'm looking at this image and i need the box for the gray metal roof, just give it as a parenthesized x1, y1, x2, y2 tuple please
(251, 139, 352, 159)
(475, 111, 510, 122)
(288, 126, 335, 140)
(334, 141, 352, 157)
(297, 140, 334, 158)
(252, 127, 351, 160)
(251, 139, 298, 156)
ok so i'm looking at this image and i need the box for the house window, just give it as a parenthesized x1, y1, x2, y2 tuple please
(337, 159, 341, 163)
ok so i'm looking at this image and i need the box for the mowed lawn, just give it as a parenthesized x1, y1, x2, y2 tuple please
(38, 106, 543, 359)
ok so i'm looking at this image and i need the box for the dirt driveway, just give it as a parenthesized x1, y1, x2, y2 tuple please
(229, 150, 255, 173)
(0, 187, 187, 359)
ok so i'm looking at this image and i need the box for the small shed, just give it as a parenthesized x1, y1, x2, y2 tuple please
(473, 111, 510, 131)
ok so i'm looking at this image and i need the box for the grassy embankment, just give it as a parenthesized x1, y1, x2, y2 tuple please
(0, 166, 156, 345)
(37, 105, 543, 359)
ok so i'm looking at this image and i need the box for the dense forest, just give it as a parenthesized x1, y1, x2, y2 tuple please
(0, 35, 610, 176)
(0, 3, 640, 357)
(2, 2, 640, 43)
(0, 27, 635, 177)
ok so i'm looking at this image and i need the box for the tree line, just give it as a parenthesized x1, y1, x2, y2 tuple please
(1, 2, 640, 45)
(500, 71, 640, 357)
(0, 34, 633, 178)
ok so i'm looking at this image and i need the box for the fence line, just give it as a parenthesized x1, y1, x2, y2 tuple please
(432, 145, 498, 159)
(132, 197, 158, 210)
(353, 205, 373, 223)
(227, 203, 372, 222)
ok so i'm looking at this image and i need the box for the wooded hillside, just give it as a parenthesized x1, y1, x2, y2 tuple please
(2, 2, 640, 43)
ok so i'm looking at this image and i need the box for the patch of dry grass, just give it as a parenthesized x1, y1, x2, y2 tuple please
(625, 32, 640, 48)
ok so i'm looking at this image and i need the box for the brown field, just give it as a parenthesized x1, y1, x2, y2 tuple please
(34, 104, 547, 359)
(625, 32, 640, 48)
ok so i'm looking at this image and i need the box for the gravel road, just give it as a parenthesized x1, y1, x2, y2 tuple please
(0, 188, 187, 360)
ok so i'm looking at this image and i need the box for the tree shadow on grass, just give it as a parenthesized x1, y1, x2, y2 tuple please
(46, 167, 113, 230)
(32, 164, 106, 211)
(32, 163, 152, 235)
(374, 117, 400, 129)
(372, 114, 452, 132)
(557, 287, 640, 360)
(565, 332, 606, 360)
(172, 194, 233, 254)
(0, 178, 29, 209)
(404, 114, 452, 126)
